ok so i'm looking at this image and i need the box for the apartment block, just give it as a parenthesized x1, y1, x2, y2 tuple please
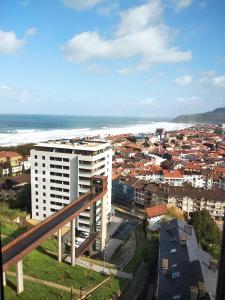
(31, 138, 112, 232)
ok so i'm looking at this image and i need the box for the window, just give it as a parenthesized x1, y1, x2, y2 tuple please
(43, 171, 45, 175)
(42, 163, 45, 167)
(43, 178, 46, 182)
(43, 214, 46, 218)
(36, 205, 38, 209)
(43, 200, 46, 203)
(35, 170, 38, 174)
(173, 295, 181, 300)
(35, 191, 38, 195)
(43, 192, 46, 196)
(35, 155, 37, 159)
(63, 158, 69, 162)
(170, 237, 176, 243)
(35, 198, 38, 202)
(35, 162, 38, 166)
(43, 207, 46, 211)
(42, 156, 45, 160)
(170, 248, 177, 254)
(36, 212, 39, 216)
(171, 272, 180, 279)
(35, 177, 38, 181)
(35, 184, 38, 188)
(43, 185, 46, 189)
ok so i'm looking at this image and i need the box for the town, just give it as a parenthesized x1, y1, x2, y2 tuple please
(1, 123, 225, 300)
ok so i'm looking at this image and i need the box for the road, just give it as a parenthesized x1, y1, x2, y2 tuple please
(2, 191, 105, 270)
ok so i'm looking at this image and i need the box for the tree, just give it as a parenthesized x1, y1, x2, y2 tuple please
(0, 167, 3, 178)
(165, 206, 184, 221)
(8, 166, 12, 177)
(142, 216, 148, 239)
(189, 210, 221, 259)
(10, 183, 31, 212)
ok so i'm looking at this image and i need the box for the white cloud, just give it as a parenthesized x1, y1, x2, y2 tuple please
(173, 0, 193, 11)
(63, 0, 105, 10)
(198, 72, 225, 88)
(140, 97, 156, 106)
(174, 75, 192, 85)
(212, 76, 225, 88)
(0, 30, 25, 54)
(25, 27, 38, 37)
(176, 96, 200, 102)
(97, 3, 119, 15)
(61, 0, 192, 66)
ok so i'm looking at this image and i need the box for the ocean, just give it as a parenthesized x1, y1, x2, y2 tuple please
(0, 114, 190, 146)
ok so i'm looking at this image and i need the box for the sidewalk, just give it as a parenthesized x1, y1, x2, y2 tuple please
(65, 257, 133, 280)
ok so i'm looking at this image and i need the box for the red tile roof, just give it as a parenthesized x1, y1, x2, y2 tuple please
(146, 204, 167, 218)
(0, 151, 21, 158)
(163, 169, 183, 179)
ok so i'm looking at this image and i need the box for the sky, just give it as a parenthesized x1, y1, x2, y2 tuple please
(0, 0, 225, 118)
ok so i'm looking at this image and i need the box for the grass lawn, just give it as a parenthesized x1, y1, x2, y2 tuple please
(4, 275, 72, 300)
(2, 209, 127, 299)
(88, 277, 128, 300)
(123, 225, 145, 273)
(1, 222, 27, 246)
(9, 245, 105, 291)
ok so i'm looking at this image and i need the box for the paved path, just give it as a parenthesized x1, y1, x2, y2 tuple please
(65, 257, 133, 280)
(6, 271, 82, 295)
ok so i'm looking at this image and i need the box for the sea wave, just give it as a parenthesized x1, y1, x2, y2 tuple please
(0, 122, 191, 147)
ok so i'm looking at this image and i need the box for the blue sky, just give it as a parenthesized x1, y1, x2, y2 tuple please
(0, 0, 225, 117)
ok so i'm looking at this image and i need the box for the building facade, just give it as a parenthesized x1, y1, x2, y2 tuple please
(31, 139, 112, 232)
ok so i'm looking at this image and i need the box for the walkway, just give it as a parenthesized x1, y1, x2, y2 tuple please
(65, 257, 133, 280)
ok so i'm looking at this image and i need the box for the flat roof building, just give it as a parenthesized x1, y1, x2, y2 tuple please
(30, 138, 112, 233)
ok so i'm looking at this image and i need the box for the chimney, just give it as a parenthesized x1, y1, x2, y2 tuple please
(190, 286, 198, 300)
(162, 258, 168, 275)
(198, 281, 207, 298)
(209, 258, 217, 271)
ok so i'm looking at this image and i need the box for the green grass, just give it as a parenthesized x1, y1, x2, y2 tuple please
(9, 246, 105, 291)
(4, 275, 72, 300)
(0, 207, 26, 221)
(88, 277, 128, 300)
(2, 209, 127, 299)
(1, 222, 27, 246)
(123, 226, 145, 273)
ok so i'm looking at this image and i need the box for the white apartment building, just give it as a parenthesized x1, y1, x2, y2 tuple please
(31, 138, 112, 232)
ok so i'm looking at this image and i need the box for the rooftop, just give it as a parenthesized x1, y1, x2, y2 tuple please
(158, 219, 210, 300)
(146, 203, 167, 218)
(35, 138, 111, 152)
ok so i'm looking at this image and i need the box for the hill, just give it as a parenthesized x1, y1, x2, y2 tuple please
(173, 107, 225, 124)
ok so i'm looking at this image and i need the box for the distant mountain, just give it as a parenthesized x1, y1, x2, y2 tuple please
(172, 107, 225, 124)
